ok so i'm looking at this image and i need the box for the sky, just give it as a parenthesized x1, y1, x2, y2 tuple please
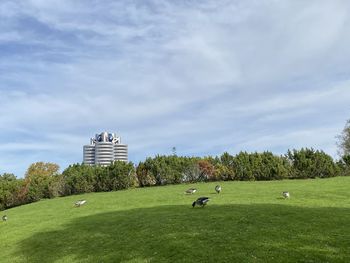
(0, 0, 350, 177)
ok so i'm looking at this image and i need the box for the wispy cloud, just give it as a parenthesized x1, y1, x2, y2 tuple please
(0, 0, 349, 176)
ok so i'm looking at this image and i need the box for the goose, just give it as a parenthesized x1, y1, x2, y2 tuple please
(215, 185, 221, 194)
(192, 197, 210, 208)
(185, 188, 197, 194)
(2, 215, 7, 221)
(282, 191, 290, 198)
(75, 200, 87, 207)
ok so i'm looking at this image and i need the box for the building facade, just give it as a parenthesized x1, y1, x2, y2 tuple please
(83, 132, 128, 165)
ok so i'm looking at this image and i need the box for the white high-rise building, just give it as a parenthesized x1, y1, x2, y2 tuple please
(83, 132, 128, 165)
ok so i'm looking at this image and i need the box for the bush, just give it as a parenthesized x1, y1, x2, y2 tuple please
(136, 162, 156, 187)
(23, 162, 61, 202)
(135, 152, 291, 184)
(62, 161, 136, 194)
(61, 164, 95, 195)
(232, 151, 289, 181)
(1, 149, 345, 210)
(215, 153, 236, 180)
(197, 159, 216, 181)
(106, 161, 136, 190)
(137, 156, 200, 185)
(0, 174, 25, 210)
(287, 148, 340, 179)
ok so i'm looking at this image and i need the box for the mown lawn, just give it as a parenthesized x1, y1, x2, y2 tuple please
(1, 177, 350, 262)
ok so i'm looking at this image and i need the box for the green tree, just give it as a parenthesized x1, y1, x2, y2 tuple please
(0, 173, 24, 210)
(287, 148, 339, 179)
(136, 155, 202, 185)
(136, 162, 156, 187)
(233, 152, 254, 181)
(106, 161, 136, 190)
(213, 153, 235, 180)
(61, 163, 95, 195)
(24, 162, 60, 201)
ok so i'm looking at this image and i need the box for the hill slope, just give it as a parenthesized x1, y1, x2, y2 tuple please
(1, 177, 350, 262)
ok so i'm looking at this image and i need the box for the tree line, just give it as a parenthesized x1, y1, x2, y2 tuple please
(1, 148, 350, 211)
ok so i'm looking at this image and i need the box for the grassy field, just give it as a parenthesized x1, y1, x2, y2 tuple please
(1, 177, 350, 262)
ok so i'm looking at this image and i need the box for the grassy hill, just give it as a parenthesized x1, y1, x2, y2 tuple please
(1, 177, 350, 262)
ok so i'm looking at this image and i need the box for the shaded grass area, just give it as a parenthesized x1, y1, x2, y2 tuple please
(15, 204, 350, 262)
(1, 177, 350, 262)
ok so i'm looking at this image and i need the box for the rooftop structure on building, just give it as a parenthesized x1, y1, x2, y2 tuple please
(83, 132, 128, 166)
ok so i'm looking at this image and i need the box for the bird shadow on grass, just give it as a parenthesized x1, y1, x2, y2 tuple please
(16, 204, 350, 263)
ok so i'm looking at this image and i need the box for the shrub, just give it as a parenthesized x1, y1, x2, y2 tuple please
(287, 148, 339, 179)
(136, 162, 156, 187)
(24, 162, 61, 202)
(197, 159, 216, 181)
(0, 174, 25, 210)
(106, 161, 136, 191)
(137, 156, 199, 185)
(61, 164, 95, 195)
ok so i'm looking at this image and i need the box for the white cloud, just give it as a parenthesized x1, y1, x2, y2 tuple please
(0, 0, 350, 176)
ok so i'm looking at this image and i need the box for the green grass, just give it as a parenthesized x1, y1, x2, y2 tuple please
(1, 177, 350, 262)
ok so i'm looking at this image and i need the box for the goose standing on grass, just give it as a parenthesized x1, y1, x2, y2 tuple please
(192, 197, 210, 208)
(2, 215, 7, 221)
(215, 185, 222, 194)
(185, 188, 197, 194)
(75, 200, 87, 207)
(282, 191, 290, 199)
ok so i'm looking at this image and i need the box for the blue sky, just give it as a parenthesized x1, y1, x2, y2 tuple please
(1, 0, 350, 177)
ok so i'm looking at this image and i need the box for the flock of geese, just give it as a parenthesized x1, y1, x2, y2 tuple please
(1, 187, 291, 222)
(188, 186, 290, 208)
(186, 185, 222, 208)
